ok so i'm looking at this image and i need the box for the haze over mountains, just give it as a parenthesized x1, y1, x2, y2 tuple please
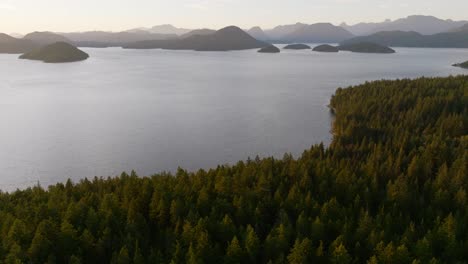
(123, 26, 266, 51)
(129, 15, 466, 40)
(342, 15, 468, 36)
(127, 24, 191, 35)
(341, 23, 468, 48)
(61, 31, 177, 47)
(1, 15, 467, 53)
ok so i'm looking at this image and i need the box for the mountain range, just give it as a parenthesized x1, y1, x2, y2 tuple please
(342, 15, 468, 36)
(276, 23, 354, 43)
(341, 23, 468, 48)
(61, 31, 177, 47)
(127, 24, 191, 35)
(123, 26, 267, 51)
(1, 15, 468, 53)
(0, 33, 38, 54)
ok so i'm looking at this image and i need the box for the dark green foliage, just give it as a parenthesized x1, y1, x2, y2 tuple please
(453, 61, 468, 69)
(0, 76, 467, 263)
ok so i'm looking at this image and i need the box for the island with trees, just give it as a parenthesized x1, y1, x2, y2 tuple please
(453, 60, 468, 69)
(313, 44, 339, 52)
(338, 42, 396, 53)
(283, 44, 311, 50)
(0, 75, 466, 263)
(19, 42, 89, 63)
(258, 45, 281, 53)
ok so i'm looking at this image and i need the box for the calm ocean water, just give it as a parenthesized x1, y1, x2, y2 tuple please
(0, 46, 466, 191)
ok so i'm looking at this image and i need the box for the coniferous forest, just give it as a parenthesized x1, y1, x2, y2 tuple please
(0, 76, 467, 263)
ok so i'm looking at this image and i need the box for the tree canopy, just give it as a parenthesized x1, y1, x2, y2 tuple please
(0, 76, 467, 263)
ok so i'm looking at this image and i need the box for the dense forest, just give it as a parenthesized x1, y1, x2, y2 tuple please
(0, 76, 467, 263)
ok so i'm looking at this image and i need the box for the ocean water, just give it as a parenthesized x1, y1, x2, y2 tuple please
(0, 46, 466, 191)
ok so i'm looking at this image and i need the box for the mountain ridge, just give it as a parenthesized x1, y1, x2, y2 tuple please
(123, 26, 267, 51)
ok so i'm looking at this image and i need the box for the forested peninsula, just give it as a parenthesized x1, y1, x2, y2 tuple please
(0, 76, 467, 263)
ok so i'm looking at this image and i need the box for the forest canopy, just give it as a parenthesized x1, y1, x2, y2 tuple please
(0, 76, 467, 263)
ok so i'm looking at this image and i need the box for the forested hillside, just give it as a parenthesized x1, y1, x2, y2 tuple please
(0, 76, 467, 263)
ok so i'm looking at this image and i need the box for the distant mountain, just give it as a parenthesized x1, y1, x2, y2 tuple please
(247, 27, 270, 41)
(343, 15, 468, 36)
(265, 23, 308, 40)
(148, 24, 191, 35)
(0, 33, 38, 54)
(280, 23, 354, 43)
(341, 20, 392, 36)
(127, 24, 191, 35)
(123, 26, 267, 51)
(341, 26, 468, 48)
(180, 29, 216, 39)
(23, 32, 72, 46)
(451, 23, 468, 32)
(62, 31, 177, 47)
(19, 42, 89, 63)
(9, 33, 24, 38)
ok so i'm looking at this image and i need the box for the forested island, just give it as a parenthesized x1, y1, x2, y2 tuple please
(338, 42, 396, 53)
(258, 45, 281, 53)
(0, 76, 466, 263)
(283, 44, 311, 50)
(313, 44, 339, 52)
(453, 61, 468, 69)
(19, 42, 89, 63)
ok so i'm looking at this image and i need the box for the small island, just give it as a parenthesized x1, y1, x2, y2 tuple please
(284, 44, 311, 50)
(258, 45, 280, 53)
(313, 44, 339, 52)
(19, 42, 89, 63)
(338, 42, 396, 54)
(453, 61, 468, 69)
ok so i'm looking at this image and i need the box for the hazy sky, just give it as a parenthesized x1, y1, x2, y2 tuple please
(2, 0, 468, 33)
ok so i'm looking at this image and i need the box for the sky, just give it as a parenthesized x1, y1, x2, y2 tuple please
(1, 0, 468, 34)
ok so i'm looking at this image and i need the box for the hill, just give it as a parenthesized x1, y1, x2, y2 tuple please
(62, 31, 177, 47)
(180, 29, 216, 39)
(124, 26, 267, 51)
(343, 15, 468, 35)
(23, 31, 71, 46)
(0, 76, 466, 263)
(247, 27, 270, 41)
(452, 23, 468, 32)
(338, 42, 396, 53)
(19, 42, 89, 63)
(342, 26, 468, 48)
(0, 33, 38, 54)
(264, 23, 308, 40)
(280, 23, 354, 43)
